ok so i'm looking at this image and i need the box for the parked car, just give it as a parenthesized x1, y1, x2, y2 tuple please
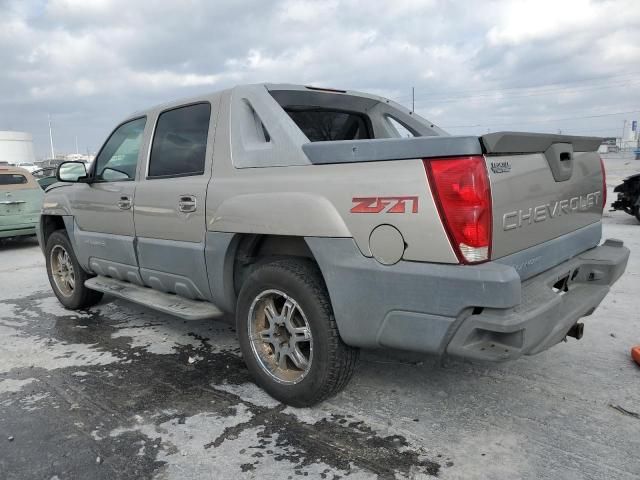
(32, 165, 88, 190)
(37, 84, 629, 406)
(15, 162, 38, 173)
(1, 166, 43, 239)
(611, 173, 640, 222)
(32, 167, 59, 190)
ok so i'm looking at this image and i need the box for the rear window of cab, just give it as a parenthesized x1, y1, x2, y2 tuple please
(0, 174, 28, 185)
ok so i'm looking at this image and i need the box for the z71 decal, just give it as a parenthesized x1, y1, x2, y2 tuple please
(351, 196, 419, 213)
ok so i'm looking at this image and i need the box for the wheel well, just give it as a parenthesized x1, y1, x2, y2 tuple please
(41, 215, 66, 245)
(232, 234, 318, 295)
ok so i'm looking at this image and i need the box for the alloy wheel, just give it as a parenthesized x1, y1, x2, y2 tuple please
(247, 289, 313, 384)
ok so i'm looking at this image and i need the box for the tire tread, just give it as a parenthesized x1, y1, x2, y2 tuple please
(45, 229, 103, 309)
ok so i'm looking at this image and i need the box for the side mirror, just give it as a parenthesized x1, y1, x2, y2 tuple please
(56, 161, 88, 183)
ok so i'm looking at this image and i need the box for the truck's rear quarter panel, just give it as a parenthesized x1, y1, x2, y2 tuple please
(207, 159, 458, 263)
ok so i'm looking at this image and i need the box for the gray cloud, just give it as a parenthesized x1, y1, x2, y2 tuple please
(0, 0, 638, 157)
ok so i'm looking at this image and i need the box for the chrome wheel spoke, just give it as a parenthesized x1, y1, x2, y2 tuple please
(258, 329, 276, 349)
(248, 289, 313, 385)
(264, 299, 278, 325)
(291, 326, 311, 343)
(275, 345, 288, 369)
(259, 328, 272, 341)
(287, 345, 309, 370)
(281, 299, 296, 326)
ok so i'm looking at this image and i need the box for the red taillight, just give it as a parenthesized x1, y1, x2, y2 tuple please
(424, 156, 492, 264)
(599, 156, 607, 211)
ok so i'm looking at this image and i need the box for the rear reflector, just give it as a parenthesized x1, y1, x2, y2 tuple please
(424, 156, 492, 264)
(599, 156, 607, 211)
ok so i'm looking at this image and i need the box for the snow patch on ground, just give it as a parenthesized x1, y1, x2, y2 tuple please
(108, 404, 370, 480)
(110, 315, 238, 356)
(35, 296, 92, 317)
(19, 392, 51, 411)
(281, 405, 334, 425)
(109, 405, 258, 477)
(0, 378, 36, 394)
(0, 322, 121, 374)
(212, 382, 281, 408)
(111, 325, 192, 355)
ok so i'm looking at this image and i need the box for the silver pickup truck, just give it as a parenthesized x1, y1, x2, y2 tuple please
(38, 83, 629, 406)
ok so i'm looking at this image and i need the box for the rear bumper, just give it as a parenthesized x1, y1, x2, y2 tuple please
(306, 237, 629, 361)
(447, 239, 629, 360)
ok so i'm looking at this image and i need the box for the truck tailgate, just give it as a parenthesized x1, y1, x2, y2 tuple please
(481, 132, 604, 259)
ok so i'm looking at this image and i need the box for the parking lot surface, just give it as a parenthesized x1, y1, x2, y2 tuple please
(1, 154, 639, 480)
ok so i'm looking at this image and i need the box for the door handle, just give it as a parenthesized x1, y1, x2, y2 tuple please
(178, 195, 197, 213)
(117, 195, 132, 210)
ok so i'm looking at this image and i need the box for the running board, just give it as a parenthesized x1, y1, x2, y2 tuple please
(85, 276, 224, 320)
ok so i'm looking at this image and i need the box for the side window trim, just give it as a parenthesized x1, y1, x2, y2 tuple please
(384, 114, 420, 138)
(90, 115, 147, 183)
(145, 101, 212, 180)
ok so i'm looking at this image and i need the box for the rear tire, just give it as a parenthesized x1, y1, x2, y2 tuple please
(236, 258, 358, 407)
(45, 230, 103, 309)
(634, 206, 640, 223)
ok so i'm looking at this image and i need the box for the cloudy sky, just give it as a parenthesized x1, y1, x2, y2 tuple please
(1, 0, 639, 158)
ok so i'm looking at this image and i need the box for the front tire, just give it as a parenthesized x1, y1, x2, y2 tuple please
(236, 259, 358, 407)
(45, 229, 103, 309)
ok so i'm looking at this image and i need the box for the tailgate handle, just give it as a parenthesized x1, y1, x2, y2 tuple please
(544, 143, 574, 182)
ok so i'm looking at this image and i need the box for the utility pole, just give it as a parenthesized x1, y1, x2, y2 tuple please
(75, 136, 79, 155)
(411, 87, 415, 113)
(48, 114, 55, 160)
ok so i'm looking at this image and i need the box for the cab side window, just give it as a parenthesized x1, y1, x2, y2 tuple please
(148, 103, 211, 178)
(94, 117, 146, 182)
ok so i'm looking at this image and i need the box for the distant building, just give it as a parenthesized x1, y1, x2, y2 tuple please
(36, 153, 95, 168)
(621, 120, 639, 151)
(0, 131, 36, 166)
(61, 153, 95, 163)
(599, 137, 619, 154)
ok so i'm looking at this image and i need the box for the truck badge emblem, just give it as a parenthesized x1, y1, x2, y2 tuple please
(491, 161, 511, 174)
(351, 196, 419, 213)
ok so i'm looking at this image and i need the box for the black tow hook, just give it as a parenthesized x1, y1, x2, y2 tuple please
(567, 323, 584, 340)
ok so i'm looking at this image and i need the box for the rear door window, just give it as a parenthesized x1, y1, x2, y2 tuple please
(148, 103, 211, 178)
(0, 174, 28, 185)
(284, 108, 372, 142)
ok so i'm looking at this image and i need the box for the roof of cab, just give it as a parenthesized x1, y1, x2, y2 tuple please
(0, 166, 37, 177)
(122, 83, 393, 122)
